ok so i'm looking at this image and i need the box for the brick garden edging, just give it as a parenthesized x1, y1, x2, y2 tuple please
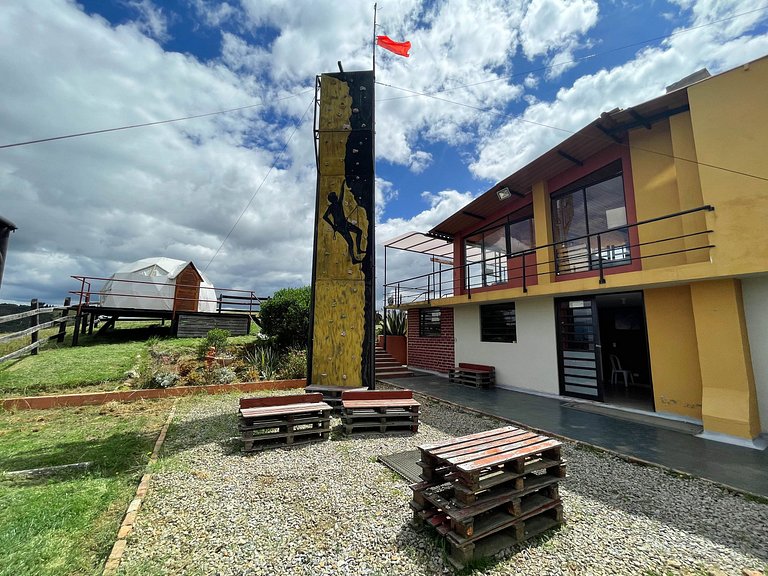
(1, 379, 306, 411)
(102, 400, 178, 575)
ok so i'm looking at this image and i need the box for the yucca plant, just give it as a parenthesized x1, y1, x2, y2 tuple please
(244, 345, 279, 381)
(381, 310, 407, 336)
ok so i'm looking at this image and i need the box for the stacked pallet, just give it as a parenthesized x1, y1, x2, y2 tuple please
(341, 390, 420, 434)
(238, 393, 331, 453)
(305, 384, 367, 413)
(448, 363, 496, 388)
(411, 426, 565, 569)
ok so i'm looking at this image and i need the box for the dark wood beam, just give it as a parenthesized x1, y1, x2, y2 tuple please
(628, 108, 652, 129)
(557, 150, 584, 167)
(595, 122, 622, 143)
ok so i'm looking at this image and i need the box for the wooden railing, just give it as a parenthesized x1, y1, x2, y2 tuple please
(0, 298, 73, 362)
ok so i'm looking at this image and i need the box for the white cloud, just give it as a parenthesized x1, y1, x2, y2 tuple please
(192, 0, 240, 28)
(128, 0, 172, 42)
(520, 0, 599, 78)
(1, 0, 766, 308)
(408, 150, 433, 173)
(470, 0, 768, 181)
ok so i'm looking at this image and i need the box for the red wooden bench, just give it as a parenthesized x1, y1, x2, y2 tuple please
(448, 363, 496, 388)
(341, 390, 420, 434)
(238, 393, 332, 452)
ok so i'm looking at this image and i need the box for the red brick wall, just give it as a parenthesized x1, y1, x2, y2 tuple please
(407, 307, 455, 373)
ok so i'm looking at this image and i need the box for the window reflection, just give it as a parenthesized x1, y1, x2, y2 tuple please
(464, 215, 534, 289)
(551, 161, 629, 274)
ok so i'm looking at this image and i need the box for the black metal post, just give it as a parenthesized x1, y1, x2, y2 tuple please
(522, 251, 528, 293)
(597, 234, 606, 284)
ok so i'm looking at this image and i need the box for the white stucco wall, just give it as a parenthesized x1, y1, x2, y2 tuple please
(454, 297, 559, 395)
(742, 276, 768, 434)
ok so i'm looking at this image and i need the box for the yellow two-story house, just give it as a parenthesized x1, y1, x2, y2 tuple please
(385, 56, 768, 447)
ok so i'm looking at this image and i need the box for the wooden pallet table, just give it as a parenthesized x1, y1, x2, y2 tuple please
(238, 393, 331, 453)
(448, 363, 496, 388)
(341, 390, 420, 434)
(411, 425, 565, 568)
(305, 384, 367, 413)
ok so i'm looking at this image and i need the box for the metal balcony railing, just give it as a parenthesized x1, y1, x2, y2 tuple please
(384, 205, 715, 306)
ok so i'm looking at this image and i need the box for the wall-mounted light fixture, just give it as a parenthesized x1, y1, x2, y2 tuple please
(496, 187, 525, 200)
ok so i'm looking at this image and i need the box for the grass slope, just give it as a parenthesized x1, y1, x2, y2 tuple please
(0, 400, 174, 576)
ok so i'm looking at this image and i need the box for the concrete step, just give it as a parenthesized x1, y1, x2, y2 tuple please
(374, 346, 413, 378)
(375, 369, 414, 379)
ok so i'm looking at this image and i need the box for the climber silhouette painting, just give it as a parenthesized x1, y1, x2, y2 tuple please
(323, 180, 366, 264)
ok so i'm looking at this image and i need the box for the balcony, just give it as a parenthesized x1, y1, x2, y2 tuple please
(383, 205, 715, 306)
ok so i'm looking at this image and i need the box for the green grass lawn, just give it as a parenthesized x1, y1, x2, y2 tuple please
(0, 323, 259, 397)
(0, 399, 175, 576)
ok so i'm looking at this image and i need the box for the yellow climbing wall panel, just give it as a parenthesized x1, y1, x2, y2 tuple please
(309, 72, 373, 387)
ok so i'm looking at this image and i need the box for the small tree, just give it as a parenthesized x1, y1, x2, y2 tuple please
(259, 286, 311, 350)
(196, 328, 230, 359)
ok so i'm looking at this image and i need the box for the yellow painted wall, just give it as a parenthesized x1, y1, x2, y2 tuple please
(669, 112, 708, 263)
(531, 180, 553, 285)
(691, 279, 761, 438)
(688, 57, 768, 274)
(310, 75, 370, 387)
(643, 286, 702, 419)
(629, 119, 688, 268)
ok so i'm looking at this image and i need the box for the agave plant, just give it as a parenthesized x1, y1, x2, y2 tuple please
(244, 345, 279, 381)
(381, 310, 407, 336)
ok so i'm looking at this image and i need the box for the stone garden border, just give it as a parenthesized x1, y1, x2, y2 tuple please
(1, 379, 306, 411)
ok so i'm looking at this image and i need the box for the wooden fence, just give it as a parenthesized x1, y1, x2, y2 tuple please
(0, 298, 73, 363)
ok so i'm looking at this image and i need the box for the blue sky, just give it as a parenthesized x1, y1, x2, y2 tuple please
(1, 0, 767, 305)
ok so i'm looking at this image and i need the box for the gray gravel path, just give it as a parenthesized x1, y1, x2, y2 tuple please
(118, 390, 768, 576)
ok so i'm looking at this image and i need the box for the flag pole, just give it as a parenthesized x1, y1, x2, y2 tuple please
(372, 2, 377, 78)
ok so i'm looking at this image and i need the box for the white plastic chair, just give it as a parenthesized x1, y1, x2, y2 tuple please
(610, 354, 634, 389)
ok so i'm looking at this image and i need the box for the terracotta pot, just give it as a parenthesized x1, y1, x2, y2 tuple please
(380, 335, 407, 365)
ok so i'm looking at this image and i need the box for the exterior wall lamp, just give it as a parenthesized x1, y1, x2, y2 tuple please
(496, 187, 524, 200)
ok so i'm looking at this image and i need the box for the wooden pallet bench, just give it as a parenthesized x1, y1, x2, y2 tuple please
(305, 384, 367, 413)
(341, 390, 420, 434)
(448, 363, 496, 388)
(411, 425, 565, 569)
(238, 393, 331, 453)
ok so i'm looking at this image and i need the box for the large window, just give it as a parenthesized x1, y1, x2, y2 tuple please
(480, 303, 517, 343)
(419, 308, 441, 337)
(551, 160, 630, 274)
(465, 213, 534, 289)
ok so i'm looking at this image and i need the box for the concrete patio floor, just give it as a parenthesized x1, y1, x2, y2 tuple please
(380, 373, 768, 498)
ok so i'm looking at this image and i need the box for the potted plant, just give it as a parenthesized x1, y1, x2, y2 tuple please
(377, 310, 408, 365)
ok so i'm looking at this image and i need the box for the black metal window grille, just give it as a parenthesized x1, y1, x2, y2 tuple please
(480, 303, 517, 343)
(419, 308, 441, 337)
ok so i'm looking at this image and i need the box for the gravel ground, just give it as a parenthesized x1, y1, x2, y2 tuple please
(118, 390, 768, 576)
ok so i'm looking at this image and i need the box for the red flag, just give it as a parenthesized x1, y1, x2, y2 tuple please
(376, 35, 411, 57)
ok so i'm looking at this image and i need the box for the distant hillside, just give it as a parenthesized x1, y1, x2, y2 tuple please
(0, 302, 56, 333)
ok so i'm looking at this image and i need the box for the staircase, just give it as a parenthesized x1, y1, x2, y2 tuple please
(375, 346, 414, 379)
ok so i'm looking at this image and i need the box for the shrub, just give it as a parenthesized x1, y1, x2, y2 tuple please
(213, 367, 237, 384)
(244, 345, 279, 381)
(259, 286, 311, 350)
(152, 371, 179, 388)
(197, 328, 231, 358)
(279, 348, 307, 379)
(377, 310, 407, 336)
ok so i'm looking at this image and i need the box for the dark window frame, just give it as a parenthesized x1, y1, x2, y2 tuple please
(480, 303, 517, 343)
(419, 308, 441, 337)
(464, 214, 535, 289)
(550, 160, 630, 275)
